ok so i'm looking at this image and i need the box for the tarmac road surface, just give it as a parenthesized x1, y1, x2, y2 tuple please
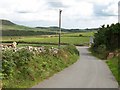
(31, 46, 118, 88)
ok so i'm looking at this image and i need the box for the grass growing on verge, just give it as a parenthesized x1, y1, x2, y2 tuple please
(89, 45, 108, 60)
(2, 45, 79, 88)
(89, 47, 120, 85)
(106, 56, 120, 85)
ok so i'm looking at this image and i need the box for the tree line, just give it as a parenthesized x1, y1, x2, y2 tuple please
(91, 23, 120, 59)
(2, 30, 56, 36)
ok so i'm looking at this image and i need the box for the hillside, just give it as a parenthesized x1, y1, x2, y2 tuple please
(1, 19, 15, 25)
(1, 19, 39, 31)
(1, 19, 57, 36)
(36, 26, 98, 32)
(1, 19, 96, 36)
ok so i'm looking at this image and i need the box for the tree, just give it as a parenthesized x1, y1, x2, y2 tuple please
(92, 23, 120, 51)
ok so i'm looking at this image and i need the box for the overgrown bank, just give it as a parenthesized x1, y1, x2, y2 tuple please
(90, 23, 120, 85)
(106, 56, 120, 85)
(2, 45, 79, 88)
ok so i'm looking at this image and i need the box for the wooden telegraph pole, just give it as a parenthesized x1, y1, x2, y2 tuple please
(58, 9, 62, 49)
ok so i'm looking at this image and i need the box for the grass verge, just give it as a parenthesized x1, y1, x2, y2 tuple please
(2, 45, 79, 88)
(106, 56, 120, 85)
(89, 47, 120, 85)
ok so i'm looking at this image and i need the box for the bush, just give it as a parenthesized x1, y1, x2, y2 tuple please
(79, 34, 83, 37)
(96, 44, 108, 59)
(63, 44, 79, 55)
(2, 49, 33, 79)
(2, 45, 79, 88)
(91, 23, 120, 59)
(90, 23, 120, 85)
(93, 23, 120, 51)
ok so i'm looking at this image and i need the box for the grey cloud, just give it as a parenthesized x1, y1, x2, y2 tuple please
(47, 1, 68, 8)
(93, 4, 117, 17)
(16, 11, 32, 14)
(15, 10, 33, 14)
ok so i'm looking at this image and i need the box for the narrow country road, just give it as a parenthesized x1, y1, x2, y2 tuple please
(31, 46, 118, 88)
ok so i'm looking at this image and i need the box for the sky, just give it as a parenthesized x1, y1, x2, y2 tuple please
(0, 0, 119, 29)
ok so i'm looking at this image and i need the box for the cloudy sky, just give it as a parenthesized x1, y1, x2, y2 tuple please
(0, 0, 119, 29)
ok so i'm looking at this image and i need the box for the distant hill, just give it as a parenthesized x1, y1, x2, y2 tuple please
(36, 26, 98, 32)
(1, 19, 97, 36)
(1, 19, 15, 25)
(1, 19, 33, 31)
(1, 19, 57, 36)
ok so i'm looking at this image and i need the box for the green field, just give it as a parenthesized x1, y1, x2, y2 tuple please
(1, 19, 95, 46)
(2, 32, 95, 46)
(15, 37, 89, 45)
(1, 19, 97, 37)
(62, 32, 95, 37)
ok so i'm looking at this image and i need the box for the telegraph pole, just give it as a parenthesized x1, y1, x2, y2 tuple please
(58, 9, 62, 49)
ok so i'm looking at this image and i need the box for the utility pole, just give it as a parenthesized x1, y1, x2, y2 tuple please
(58, 9, 62, 49)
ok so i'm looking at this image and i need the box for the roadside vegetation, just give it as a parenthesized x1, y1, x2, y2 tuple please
(1, 19, 95, 88)
(2, 45, 79, 88)
(106, 56, 120, 85)
(90, 23, 120, 85)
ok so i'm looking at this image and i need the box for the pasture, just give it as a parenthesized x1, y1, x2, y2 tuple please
(2, 31, 95, 46)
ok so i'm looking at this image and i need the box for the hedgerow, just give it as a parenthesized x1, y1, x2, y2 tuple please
(2, 45, 79, 88)
(90, 23, 120, 59)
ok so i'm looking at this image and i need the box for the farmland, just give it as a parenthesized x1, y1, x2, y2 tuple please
(1, 19, 95, 88)
(1, 19, 95, 46)
(2, 32, 95, 46)
(0, 0, 119, 88)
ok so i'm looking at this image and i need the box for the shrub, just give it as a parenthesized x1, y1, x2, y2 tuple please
(2, 49, 33, 79)
(2, 45, 79, 88)
(93, 23, 120, 51)
(91, 23, 120, 59)
(96, 44, 108, 59)
(79, 34, 83, 37)
(63, 44, 79, 55)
